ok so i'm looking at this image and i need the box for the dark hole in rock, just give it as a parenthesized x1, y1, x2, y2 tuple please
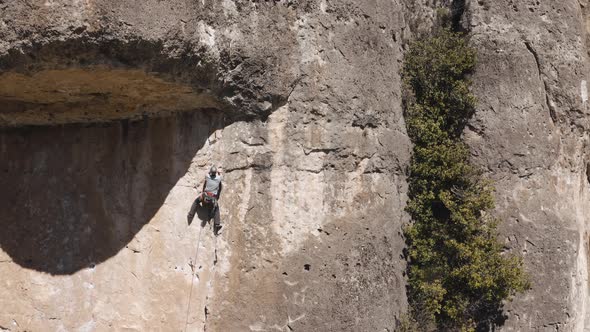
(304, 264, 311, 271)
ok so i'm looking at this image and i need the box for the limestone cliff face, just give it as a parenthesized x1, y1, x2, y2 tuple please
(0, 1, 438, 331)
(2, 1, 590, 331)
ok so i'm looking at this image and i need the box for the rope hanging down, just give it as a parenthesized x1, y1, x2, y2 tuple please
(184, 223, 205, 331)
(183, 117, 215, 332)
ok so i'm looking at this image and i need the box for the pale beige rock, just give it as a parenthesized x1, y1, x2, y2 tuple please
(466, 0, 590, 329)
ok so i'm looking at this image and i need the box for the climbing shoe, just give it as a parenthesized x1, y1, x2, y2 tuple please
(214, 224, 223, 236)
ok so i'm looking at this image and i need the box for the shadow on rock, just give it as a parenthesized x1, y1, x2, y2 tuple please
(0, 111, 223, 275)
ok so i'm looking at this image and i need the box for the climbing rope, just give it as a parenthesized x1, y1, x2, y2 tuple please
(202, 116, 231, 328)
(183, 116, 214, 332)
(183, 114, 229, 331)
(183, 221, 204, 331)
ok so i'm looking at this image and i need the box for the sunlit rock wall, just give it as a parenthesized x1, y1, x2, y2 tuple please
(465, 0, 590, 330)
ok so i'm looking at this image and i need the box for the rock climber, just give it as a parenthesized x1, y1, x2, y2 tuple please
(189, 165, 223, 235)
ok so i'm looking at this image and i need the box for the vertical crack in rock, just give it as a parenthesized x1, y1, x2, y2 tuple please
(451, 0, 467, 31)
(524, 41, 557, 123)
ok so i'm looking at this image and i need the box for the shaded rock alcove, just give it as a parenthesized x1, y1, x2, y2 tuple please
(0, 38, 234, 275)
(0, 111, 223, 275)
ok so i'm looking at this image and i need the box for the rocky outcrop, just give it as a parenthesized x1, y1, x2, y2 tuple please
(0, 1, 441, 331)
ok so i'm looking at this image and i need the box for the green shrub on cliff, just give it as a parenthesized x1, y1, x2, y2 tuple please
(402, 30, 529, 331)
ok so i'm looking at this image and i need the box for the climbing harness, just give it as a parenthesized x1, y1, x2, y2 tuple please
(202, 191, 217, 205)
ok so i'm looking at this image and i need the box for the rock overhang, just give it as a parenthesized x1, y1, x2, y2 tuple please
(0, 34, 289, 127)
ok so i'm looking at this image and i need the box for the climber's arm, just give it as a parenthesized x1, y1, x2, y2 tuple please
(217, 167, 223, 199)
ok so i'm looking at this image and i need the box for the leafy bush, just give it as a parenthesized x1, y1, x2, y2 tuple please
(402, 30, 529, 331)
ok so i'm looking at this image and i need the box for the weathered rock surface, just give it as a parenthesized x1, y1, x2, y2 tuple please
(0, 1, 440, 331)
(465, 0, 590, 330)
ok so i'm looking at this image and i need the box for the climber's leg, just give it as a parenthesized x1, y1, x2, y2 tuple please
(187, 194, 202, 224)
(213, 204, 222, 235)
